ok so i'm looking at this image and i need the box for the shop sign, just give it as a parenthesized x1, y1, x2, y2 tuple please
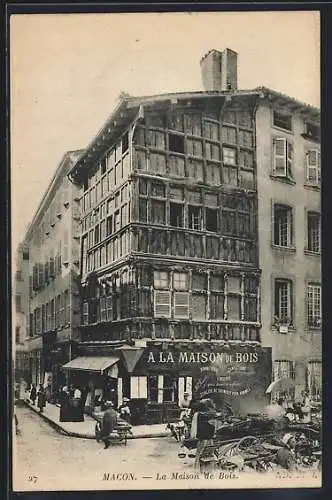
(143, 345, 272, 410)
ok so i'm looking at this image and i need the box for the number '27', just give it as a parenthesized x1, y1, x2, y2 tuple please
(28, 476, 38, 483)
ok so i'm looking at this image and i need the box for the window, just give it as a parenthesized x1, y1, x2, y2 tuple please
(192, 273, 207, 290)
(150, 200, 165, 225)
(130, 376, 148, 399)
(94, 225, 100, 245)
(305, 122, 320, 141)
(273, 137, 293, 178)
(114, 211, 120, 232)
(188, 205, 200, 230)
(274, 360, 295, 380)
(306, 150, 320, 185)
(274, 204, 293, 247)
(227, 296, 241, 320)
(210, 294, 224, 319)
(206, 163, 221, 186)
(147, 130, 165, 149)
(154, 271, 168, 289)
(307, 361, 322, 399)
(106, 215, 113, 236)
(174, 292, 189, 318)
(151, 182, 165, 197)
(273, 111, 292, 131)
(222, 126, 236, 144)
(139, 200, 147, 222)
(15, 294, 22, 313)
(273, 360, 295, 400)
(307, 284, 321, 327)
(15, 327, 20, 343)
(187, 139, 203, 157)
(168, 133, 185, 153)
(192, 294, 207, 319)
(206, 142, 220, 161)
(274, 279, 293, 323)
(307, 212, 320, 253)
(187, 159, 204, 182)
(150, 153, 166, 174)
(206, 208, 218, 232)
(154, 291, 171, 317)
(82, 302, 89, 326)
(204, 121, 219, 141)
(173, 272, 188, 291)
(170, 203, 183, 227)
(223, 147, 236, 166)
(169, 155, 185, 177)
(185, 114, 202, 136)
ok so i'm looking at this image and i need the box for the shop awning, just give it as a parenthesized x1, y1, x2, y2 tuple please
(61, 356, 119, 374)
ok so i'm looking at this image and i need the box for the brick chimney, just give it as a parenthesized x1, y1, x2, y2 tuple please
(200, 48, 238, 91)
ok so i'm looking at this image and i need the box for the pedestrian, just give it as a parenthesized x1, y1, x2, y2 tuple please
(70, 385, 84, 422)
(192, 400, 217, 469)
(101, 401, 119, 449)
(30, 384, 37, 406)
(37, 385, 46, 413)
(118, 398, 131, 423)
(301, 390, 311, 422)
(180, 392, 191, 409)
(59, 386, 70, 422)
(276, 433, 297, 471)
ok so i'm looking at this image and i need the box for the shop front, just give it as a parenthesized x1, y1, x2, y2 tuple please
(129, 342, 272, 424)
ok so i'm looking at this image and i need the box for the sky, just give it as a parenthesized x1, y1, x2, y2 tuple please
(10, 11, 320, 253)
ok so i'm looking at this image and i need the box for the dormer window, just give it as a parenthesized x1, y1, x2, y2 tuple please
(304, 122, 320, 142)
(273, 111, 292, 132)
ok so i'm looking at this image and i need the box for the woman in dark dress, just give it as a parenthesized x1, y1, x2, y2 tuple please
(59, 386, 70, 422)
(37, 385, 46, 413)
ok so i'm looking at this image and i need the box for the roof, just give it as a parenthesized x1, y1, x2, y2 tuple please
(68, 87, 320, 182)
(23, 149, 84, 243)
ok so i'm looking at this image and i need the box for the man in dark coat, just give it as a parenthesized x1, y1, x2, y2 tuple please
(194, 400, 217, 469)
(30, 384, 37, 405)
(102, 401, 119, 449)
(37, 385, 46, 413)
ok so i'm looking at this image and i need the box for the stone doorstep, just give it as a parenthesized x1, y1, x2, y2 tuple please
(22, 401, 170, 440)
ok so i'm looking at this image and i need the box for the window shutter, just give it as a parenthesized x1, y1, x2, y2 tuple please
(29, 275, 33, 297)
(287, 142, 293, 177)
(63, 230, 69, 265)
(307, 150, 320, 184)
(178, 377, 185, 405)
(274, 137, 287, 175)
(49, 256, 55, 278)
(82, 302, 89, 325)
(157, 375, 164, 403)
(44, 260, 49, 283)
(106, 296, 113, 321)
(174, 292, 189, 318)
(186, 377, 193, 398)
(100, 297, 107, 322)
(130, 376, 139, 399)
(38, 263, 44, 288)
(154, 291, 171, 317)
(138, 376, 147, 399)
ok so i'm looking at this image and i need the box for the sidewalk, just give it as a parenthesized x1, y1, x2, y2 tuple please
(22, 399, 171, 440)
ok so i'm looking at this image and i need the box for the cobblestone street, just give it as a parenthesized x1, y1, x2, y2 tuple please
(13, 406, 321, 491)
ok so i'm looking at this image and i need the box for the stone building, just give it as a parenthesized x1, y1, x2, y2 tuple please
(22, 150, 83, 396)
(255, 88, 321, 401)
(13, 243, 30, 386)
